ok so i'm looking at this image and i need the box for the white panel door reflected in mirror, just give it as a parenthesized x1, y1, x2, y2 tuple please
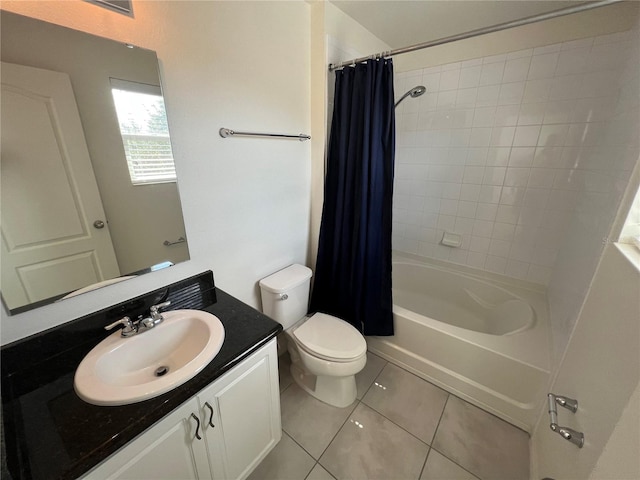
(0, 12, 190, 314)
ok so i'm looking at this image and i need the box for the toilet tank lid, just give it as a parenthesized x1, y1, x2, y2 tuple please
(259, 264, 312, 294)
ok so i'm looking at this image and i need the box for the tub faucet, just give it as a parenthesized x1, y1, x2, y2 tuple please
(547, 393, 584, 448)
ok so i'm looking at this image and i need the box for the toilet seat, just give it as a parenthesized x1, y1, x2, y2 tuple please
(291, 313, 367, 362)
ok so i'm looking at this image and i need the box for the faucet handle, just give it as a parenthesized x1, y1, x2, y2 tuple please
(150, 301, 171, 315)
(150, 300, 171, 322)
(105, 316, 135, 335)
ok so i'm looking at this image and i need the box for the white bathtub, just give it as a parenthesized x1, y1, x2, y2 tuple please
(367, 252, 551, 432)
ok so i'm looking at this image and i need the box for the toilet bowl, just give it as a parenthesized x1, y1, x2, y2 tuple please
(259, 265, 367, 408)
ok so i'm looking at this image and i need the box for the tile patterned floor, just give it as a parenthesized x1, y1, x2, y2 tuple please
(249, 352, 529, 480)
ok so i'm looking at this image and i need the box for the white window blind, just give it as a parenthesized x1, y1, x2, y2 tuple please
(110, 78, 176, 185)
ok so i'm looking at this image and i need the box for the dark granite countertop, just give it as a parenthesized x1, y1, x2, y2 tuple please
(1, 272, 282, 480)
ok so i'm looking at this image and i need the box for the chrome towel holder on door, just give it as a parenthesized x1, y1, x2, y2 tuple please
(219, 127, 311, 141)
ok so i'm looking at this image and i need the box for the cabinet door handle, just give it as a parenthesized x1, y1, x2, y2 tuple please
(204, 402, 215, 428)
(190, 413, 202, 440)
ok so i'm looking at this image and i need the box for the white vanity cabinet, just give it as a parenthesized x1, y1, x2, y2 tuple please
(199, 339, 281, 480)
(82, 339, 280, 480)
(82, 397, 212, 480)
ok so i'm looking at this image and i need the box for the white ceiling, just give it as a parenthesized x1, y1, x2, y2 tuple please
(329, 1, 589, 49)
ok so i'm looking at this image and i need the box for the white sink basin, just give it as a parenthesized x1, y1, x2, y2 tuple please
(74, 309, 225, 406)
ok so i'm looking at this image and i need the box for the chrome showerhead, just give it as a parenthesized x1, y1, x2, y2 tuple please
(409, 85, 426, 97)
(395, 85, 426, 108)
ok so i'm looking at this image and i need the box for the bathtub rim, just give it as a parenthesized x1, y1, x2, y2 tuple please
(366, 340, 539, 433)
(390, 251, 551, 372)
(393, 260, 537, 336)
(392, 250, 548, 295)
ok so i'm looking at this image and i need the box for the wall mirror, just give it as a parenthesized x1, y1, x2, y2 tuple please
(1, 11, 190, 314)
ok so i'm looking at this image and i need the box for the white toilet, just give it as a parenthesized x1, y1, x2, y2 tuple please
(259, 264, 367, 408)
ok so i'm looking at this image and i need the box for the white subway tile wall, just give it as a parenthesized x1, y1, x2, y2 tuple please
(545, 28, 640, 361)
(393, 30, 640, 288)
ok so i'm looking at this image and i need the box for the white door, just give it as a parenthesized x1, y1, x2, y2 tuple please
(532, 245, 640, 479)
(1, 62, 120, 309)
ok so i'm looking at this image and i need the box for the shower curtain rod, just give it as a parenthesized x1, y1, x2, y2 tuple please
(328, 0, 621, 71)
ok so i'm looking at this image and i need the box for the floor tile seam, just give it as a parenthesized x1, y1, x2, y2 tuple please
(281, 396, 360, 465)
(302, 460, 338, 480)
(378, 354, 530, 435)
(431, 392, 451, 445)
(281, 428, 322, 464)
(315, 399, 362, 466)
(317, 402, 431, 480)
(360, 365, 450, 445)
(357, 357, 388, 401)
(302, 461, 319, 480)
(431, 395, 486, 480)
(442, 391, 531, 436)
(429, 446, 483, 480)
(417, 445, 432, 480)
(279, 381, 294, 395)
(378, 356, 450, 397)
(431, 395, 528, 480)
(356, 399, 432, 450)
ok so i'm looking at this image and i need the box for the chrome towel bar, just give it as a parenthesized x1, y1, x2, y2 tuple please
(219, 127, 310, 141)
(163, 236, 186, 246)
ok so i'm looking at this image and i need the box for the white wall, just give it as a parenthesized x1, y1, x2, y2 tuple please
(531, 244, 640, 479)
(589, 381, 640, 480)
(546, 25, 640, 361)
(0, 0, 311, 344)
(324, 2, 391, 127)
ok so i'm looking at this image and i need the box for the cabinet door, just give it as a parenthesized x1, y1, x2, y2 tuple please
(200, 340, 281, 480)
(83, 398, 212, 480)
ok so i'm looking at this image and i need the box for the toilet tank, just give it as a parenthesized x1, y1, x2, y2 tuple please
(259, 264, 312, 330)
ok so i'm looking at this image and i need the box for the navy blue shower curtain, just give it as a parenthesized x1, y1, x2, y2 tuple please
(310, 58, 395, 336)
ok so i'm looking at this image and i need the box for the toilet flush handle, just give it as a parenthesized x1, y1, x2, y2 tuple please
(280, 294, 288, 300)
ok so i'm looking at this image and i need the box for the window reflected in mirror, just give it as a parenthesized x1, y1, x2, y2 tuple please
(111, 79, 177, 185)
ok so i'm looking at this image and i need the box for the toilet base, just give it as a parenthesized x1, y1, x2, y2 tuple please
(290, 363, 357, 408)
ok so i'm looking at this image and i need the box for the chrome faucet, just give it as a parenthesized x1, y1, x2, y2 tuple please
(150, 301, 171, 323)
(547, 393, 584, 448)
(105, 316, 137, 337)
(105, 301, 172, 337)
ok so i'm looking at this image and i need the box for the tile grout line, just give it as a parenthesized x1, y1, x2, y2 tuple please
(302, 460, 338, 480)
(418, 446, 433, 480)
(358, 360, 446, 449)
(374, 351, 531, 435)
(280, 390, 359, 476)
(284, 356, 390, 478)
(428, 395, 483, 480)
(280, 428, 321, 465)
(315, 399, 362, 464)
(416, 392, 450, 479)
(358, 397, 433, 449)
(431, 392, 450, 445)
(279, 430, 334, 480)
(358, 354, 388, 400)
(430, 446, 482, 480)
(279, 380, 293, 395)
(279, 347, 531, 479)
